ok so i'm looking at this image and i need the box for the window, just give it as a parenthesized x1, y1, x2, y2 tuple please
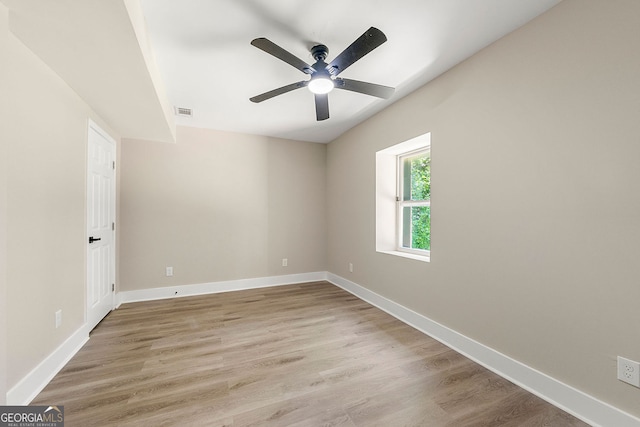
(397, 149, 430, 255)
(376, 133, 430, 262)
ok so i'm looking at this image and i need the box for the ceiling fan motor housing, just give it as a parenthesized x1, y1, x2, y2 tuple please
(311, 44, 329, 62)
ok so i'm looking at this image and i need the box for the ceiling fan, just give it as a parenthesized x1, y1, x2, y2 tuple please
(249, 27, 395, 121)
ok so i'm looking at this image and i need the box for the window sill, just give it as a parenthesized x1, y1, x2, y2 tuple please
(377, 250, 430, 263)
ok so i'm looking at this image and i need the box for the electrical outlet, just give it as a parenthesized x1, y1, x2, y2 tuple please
(617, 356, 640, 387)
(349, 263, 353, 273)
(166, 266, 173, 277)
(282, 258, 288, 267)
(55, 310, 62, 329)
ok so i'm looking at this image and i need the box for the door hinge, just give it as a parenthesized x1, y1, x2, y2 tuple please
(112, 283, 115, 292)
(112, 161, 115, 170)
(112, 222, 115, 231)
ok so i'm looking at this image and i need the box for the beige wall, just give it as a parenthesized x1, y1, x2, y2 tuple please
(3, 6, 120, 390)
(120, 126, 326, 291)
(327, 0, 640, 418)
(0, 2, 8, 405)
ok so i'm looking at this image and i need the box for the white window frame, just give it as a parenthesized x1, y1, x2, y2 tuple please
(396, 147, 430, 257)
(375, 133, 430, 263)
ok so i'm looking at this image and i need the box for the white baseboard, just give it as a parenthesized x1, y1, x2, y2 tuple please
(7, 323, 91, 405)
(326, 273, 640, 427)
(116, 271, 328, 306)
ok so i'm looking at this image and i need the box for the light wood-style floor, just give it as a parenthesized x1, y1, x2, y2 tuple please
(33, 282, 589, 426)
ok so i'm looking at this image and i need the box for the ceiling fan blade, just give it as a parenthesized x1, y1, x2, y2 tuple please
(315, 94, 329, 121)
(335, 78, 395, 99)
(326, 27, 387, 76)
(250, 81, 307, 103)
(253, 84, 330, 120)
(251, 38, 315, 74)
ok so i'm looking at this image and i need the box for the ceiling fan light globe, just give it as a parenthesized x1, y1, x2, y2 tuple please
(308, 77, 334, 94)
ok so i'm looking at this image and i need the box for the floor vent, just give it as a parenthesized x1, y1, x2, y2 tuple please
(174, 107, 193, 117)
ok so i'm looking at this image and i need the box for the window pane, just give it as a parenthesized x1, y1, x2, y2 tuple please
(402, 206, 431, 251)
(403, 152, 430, 201)
(402, 157, 412, 201)
(402, 203, 411, 246)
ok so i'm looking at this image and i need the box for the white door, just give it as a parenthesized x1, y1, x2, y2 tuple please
(86, 120, 116, 330)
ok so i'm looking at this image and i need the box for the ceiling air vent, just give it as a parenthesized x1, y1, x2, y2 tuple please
(174, 106, 193, 117)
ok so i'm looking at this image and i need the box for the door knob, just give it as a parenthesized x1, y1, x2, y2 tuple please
(89, 236, 102, 243)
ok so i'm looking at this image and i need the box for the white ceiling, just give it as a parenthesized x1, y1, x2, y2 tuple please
(140, 0, 561, 143)
(2, 0, 561, 144)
